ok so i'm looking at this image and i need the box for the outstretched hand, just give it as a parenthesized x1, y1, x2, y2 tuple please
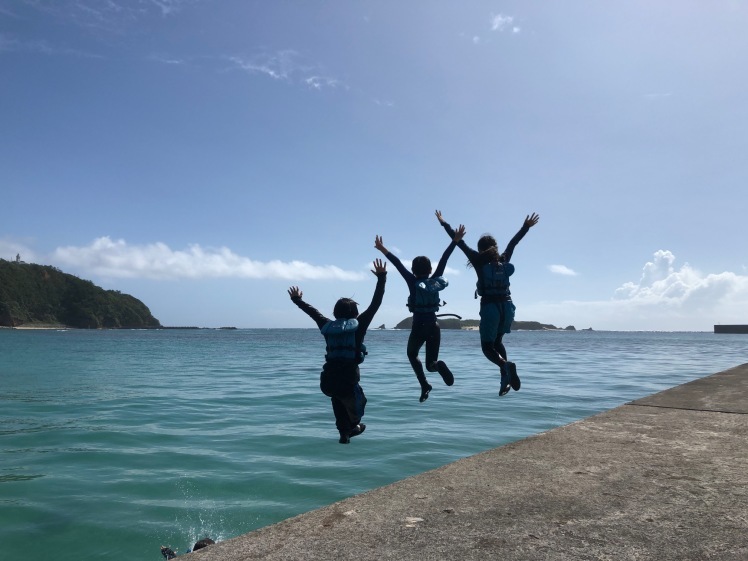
(374, 235, 387, 254)
(435, 209, 445, 224)
(371, 258, 387, 275)
(525, 213, 540, 228)
(287, 286, 302, 300)
(453, 224, 466, 243)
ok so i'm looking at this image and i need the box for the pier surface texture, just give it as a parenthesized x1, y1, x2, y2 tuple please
(191, 364, 748, 561)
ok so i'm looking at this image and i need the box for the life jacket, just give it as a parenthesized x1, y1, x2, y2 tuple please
(476, 262, 514, 299)
(320, 319, 366, 363)
(407, 277, 448, 313)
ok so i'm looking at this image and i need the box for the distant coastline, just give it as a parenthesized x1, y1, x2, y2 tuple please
(392, 317, 584, 331)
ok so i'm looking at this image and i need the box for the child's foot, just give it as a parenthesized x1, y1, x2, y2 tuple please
(508, 361, 520, 391)
(419, 383, 433, 403)
(499, 363, 511, 396)
(349, 424, 366, 438)
(339, 431, 351, 444)
(436, 361, 454, 386)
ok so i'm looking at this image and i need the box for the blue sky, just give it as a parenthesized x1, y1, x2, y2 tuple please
(2, 0, 747, 330)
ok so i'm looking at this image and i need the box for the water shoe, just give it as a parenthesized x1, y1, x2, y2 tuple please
(499, 362, 511, 396)
(419, 383, 433, 403)
(436, 361, 454, 386)
(349, 424, 366, 438)
(508, 361, 521, 391)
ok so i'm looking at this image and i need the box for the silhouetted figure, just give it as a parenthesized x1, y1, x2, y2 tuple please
(437, 210, 539, 396)
(289, 259, 387, 443)
(375, 229, 464, 402)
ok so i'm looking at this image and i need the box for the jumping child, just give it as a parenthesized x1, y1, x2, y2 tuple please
(436, 210, 539, 397)
(374, 227, 465, 402)
(288, 259, 387, 443)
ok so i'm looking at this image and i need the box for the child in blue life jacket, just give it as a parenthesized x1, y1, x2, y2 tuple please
(436, 210, 539, 397)
(375, 228, 465, 402)
(288, 259, 387, 444)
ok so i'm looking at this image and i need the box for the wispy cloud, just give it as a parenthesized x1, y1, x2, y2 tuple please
(491, 13, 519, 33)
(50, 237, 367, 281)
(14, 0, 197, 37)
(305, 76, 343, 90)
(147, 53, 185, 65)
(549, 264, 578, 276)
(227, 51, 344, 91)
(227, 51, 297, 80)
(148, 0, 191, 17)
(0, 32, 103, 58)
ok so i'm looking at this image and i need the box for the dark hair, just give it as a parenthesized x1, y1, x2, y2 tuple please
(193, 538, 215, 551)
(477, 235, 497, 253)
(411, 256, 432, 277)
(468, 234, 500, 268)
(333, 297, 359, 319)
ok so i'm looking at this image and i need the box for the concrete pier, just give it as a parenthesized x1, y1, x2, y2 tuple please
(714, 325, 748, 334)
(192, 364, 748, 561)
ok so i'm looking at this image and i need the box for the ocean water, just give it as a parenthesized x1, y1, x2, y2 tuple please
(0, 328, 745, 560)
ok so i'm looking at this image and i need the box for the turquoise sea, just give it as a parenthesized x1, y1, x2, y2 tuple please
(1, 328, 746, 560)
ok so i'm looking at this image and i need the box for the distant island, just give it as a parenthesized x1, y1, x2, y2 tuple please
(393, 317, 580, 331)
(0, 258, 161, 329)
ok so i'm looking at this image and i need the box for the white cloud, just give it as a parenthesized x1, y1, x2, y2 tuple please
(227, 51, 345, 92)
(227, 52, 296, 80)
(0, 238, 39, 263)
(526, 250, 748, 330)
(613, 250, 748, 309)
(50, 237, 367, 281)
(305, 76, 341, 90)
(549, 264, 578, 276)
(491, 14, 514, 32)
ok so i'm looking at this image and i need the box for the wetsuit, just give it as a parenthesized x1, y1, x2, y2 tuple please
(291, 271, 386, 437)
(384, 241, 457, 398)
(441, 220, 530, 366)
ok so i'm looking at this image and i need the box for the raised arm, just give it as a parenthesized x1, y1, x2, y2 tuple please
(432, 224, 465, 277)
(288, 285, 329, 329)
(502, 212, 539, 262)
(375, 235, 413, 282)
(436, 209, 456, 239)
(436, 210, 478, 264)
(356, 259, 387, 331)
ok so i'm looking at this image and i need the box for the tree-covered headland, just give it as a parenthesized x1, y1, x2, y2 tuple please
(0, 258, 161, 329)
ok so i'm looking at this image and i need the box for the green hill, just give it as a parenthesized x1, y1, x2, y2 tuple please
(0, 259, 161, 329)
